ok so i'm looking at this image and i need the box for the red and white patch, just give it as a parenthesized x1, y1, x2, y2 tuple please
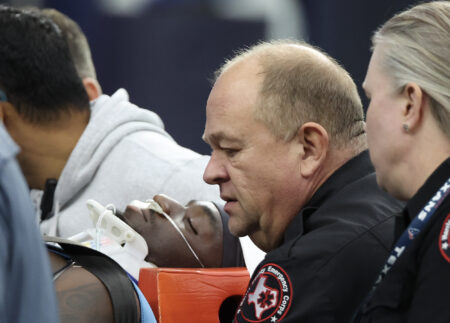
(235, 263, 293, 322)
(439, 214, 450, 263)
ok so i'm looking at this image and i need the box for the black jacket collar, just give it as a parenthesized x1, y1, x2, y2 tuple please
(284, 150, 374, 242)
(404, 158, 450, 222)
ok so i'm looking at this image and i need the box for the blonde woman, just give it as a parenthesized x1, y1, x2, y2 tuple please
(356, 2, 450, 322)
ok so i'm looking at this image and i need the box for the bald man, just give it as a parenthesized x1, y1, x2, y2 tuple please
(202, 40, 404, 322)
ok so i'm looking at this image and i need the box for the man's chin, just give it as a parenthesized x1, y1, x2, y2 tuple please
(228, 218, 250, 238)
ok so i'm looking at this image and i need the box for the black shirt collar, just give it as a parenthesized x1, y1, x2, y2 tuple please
(305, 150, 374, 208)
(404, 158, 450, 222)
(284, 150, 374, 242)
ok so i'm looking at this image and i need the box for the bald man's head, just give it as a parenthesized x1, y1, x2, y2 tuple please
(215, 40, 366, 151)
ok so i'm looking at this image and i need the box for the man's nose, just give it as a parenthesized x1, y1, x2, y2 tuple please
(203, 153, 229, 185)
(153, 194, 185, 217)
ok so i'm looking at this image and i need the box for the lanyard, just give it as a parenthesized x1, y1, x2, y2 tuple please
(371, 177, 450, 290)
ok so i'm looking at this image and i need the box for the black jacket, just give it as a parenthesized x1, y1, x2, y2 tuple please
(356, 158, 450, 323)
(235, 151, 404, 323)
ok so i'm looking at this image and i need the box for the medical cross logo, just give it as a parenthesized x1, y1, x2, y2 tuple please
(248, 276, 278, 319)
(235, 263, 292, 322)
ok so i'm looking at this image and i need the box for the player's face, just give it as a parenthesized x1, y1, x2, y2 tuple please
(123, 195, 223, 268)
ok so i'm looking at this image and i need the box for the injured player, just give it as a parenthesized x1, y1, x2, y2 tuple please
(68, 194, 247, 281)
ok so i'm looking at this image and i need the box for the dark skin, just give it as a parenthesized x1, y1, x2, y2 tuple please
(122, 194, 224, 268)
(48, 251, 140, 323)
(46, 195, 223, 322)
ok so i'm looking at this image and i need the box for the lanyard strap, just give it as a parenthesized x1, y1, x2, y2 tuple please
(372, 177, 450, 289)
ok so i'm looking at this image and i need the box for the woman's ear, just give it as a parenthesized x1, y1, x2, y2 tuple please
(297, 122, 329, 177)
(401, 82, 425, 132)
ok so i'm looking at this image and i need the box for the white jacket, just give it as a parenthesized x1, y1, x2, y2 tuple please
(38, 89, 220, 237)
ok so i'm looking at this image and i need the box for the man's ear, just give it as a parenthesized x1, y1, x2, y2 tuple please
(401, 82, 425, 132)
(0, 102, 5, 123)
(297, 122, 329, 177)
(82, 77, 102, 101)
(0, 101, 20, 126)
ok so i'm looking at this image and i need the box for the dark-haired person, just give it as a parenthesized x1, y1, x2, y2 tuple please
(38, 8, 101, 101)
(354, 2, 450, 322)
(202, 40, 404, 322)
(0, 5, 220, 239)
(0, 121, 58, 323)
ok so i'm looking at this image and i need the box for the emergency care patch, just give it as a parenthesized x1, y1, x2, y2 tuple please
(439, 214, 450, 263)
(235, 263, 292, 322)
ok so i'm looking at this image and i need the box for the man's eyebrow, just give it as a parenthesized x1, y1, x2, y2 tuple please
(201, 204, 220, 226)
(202, 131, 243, 146)
(187, 200, 220, 227)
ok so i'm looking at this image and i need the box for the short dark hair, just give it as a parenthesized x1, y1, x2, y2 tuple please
(0, 6, 89, 124)
(40, 8, 97, 80)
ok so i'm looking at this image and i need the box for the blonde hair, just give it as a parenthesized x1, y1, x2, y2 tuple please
(372, 1, 450, 138)
(217, 40, 366, 150)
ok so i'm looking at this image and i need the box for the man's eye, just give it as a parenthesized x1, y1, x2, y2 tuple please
(187, 217, 198, 235)
(222, 148, 239, 157)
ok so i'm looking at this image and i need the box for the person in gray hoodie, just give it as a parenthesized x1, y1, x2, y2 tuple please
(0, 6, 220, 239)
(38, 8, 266, 272)
(39, 87, 221, 237)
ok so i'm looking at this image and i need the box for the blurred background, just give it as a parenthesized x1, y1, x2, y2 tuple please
(5, 0, 416, 154)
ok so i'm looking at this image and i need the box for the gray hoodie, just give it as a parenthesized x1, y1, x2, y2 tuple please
(38, 89, 220, 237)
